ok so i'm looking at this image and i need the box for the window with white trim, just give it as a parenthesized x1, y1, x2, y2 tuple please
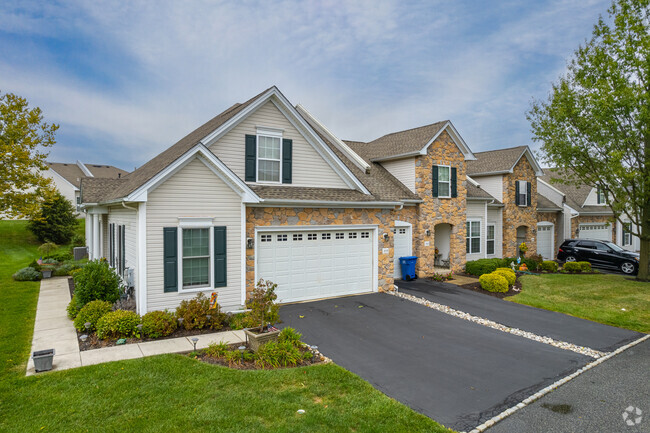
(438, 166, 451, 198)
(322, 233, 331, 240)
(261, 234, 272, 242)
(257, 135, 282, 182)
(293, 234, 303, 241)
(486, 224, 495, 255)
(623, 222, 632, 246)
(518, 180, 528, 207)
(597, 187, 606, 204)
(348, 232, 357, 239)
(361, 232, 369, 238)
(466, 220, 481, 254)
(307, 233, 317, 240)
(335, 232, 344, 239)
(277, 234, 288, 242)
(182, 228, 210, 289)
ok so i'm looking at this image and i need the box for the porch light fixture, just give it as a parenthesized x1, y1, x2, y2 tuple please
(191, 337, 199, 351)
(425, 229, 431, 236)
(382, 233, 389, 242)
(246, 238, 254, 249)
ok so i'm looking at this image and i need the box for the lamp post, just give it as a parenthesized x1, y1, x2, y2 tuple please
(191, 337, 199, 351)
(238, 345, 246, 362)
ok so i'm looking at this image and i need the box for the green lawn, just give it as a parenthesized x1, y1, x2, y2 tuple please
(509, 273, 650, 333)
(0, 220, 448, 433)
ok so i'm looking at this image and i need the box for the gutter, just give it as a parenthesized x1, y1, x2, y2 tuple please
(249, 199, 405, 208)
(122, 201, 137, 211)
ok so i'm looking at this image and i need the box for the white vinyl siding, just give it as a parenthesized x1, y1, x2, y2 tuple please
(583, 188, 607, 206)
(487, 207, 503, 258)
(472, 175, 503, 201)
(381, 158, 416, 193)
(537, 181, 564, 208)
(209, 101, 348, 189)
(106, 205, 138, 286)
(146, 157, 243, 312)
(466, 202, 486, 261)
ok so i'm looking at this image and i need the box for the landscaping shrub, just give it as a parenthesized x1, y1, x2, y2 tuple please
(176, 293, 211, 330)
(528, 253, 544, 269)
(28, 191, 78, 244)
(28, 259, 42, 271)
(246, 279, 280, 330)
(278, 327, 302, 347)
(204, 342, 229, 358)
(578, 261, 592, 272)
(541, 260, 558, 272)
(563, 262, 582, 273)
(227, 312, 258, 330)
(141, 310, 177, 338)
(44, 250, 74, 262)
(96, 310, 141, 339)
(71, 234, 85, 247)
(53, 262, 77, 276)
(73, 300, 112, 332)
(67, 296, 80, 319)
(12, 267, 42, 281)
(465, 258, 503, 276)
(38, 242, 58, 256)
(254, 340, 303, 369)
(73, 259, 120, 309)
(493, 269, 516, 286)
(479, 273, 509, 293)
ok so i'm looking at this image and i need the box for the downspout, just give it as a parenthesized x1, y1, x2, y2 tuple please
(122, 201, 137, 211)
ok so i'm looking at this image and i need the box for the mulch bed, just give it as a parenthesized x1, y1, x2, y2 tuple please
(192, 343, 324, 370)
(450, 272, 523, 299)
(67, 277, 247, 352)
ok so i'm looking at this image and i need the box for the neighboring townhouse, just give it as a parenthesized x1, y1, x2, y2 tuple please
(41, 161, 129, 215)
(538, 169, 640, 253)
(466, 146, 545, 258)
(80, 86, 485, 314)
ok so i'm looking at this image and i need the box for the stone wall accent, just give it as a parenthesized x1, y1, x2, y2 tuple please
(245, 206, 418, 298)
(571, 215, 617, 244)
(502, 157, 538, 257)
(414, 130, 467, 273)
(537, 211, 559, 226)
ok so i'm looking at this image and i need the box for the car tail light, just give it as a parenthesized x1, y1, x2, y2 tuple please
(558, 248, 563, 253)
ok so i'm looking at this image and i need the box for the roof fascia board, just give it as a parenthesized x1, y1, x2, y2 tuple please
(580, 186, 598, 208)
(76, 160, 94, 177)
(126, 144, 260, 203)
(467, 197, 492, 201)
(419, 121, 476, 160)
(198, 87, 370, 195)
(295, 104, 370, 172)
(466, 175, 480, 187)
(537, 207, 562, 212)
(371, 151, 420, 162)
(468, 170, 512, 176)
(537, 178, 566, 197)
(513, 147, 544, 176)
(252, 199, 402, 208)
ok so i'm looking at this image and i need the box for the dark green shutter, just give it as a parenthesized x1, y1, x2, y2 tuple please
(121, 225, 126, 273)
(515, 181, 520, 205)
(451, 167, 457, 198)
(282, 139, 292, 184)
(163, 227, 178, 292)
(214, 226, 227, 288)
(597, 187, 602, 204)
(527, 181, 532, 206)
(245, 135, 256, 182)
(432, 165, 439, 197)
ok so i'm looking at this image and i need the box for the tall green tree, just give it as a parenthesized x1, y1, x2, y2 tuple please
(0, 91, 58, 218)
(528, 0, 650, 281)
(28, 191, 78, 245)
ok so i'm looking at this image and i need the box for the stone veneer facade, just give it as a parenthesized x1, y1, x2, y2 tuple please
(414, 130, 467, 273)
(245, 206, 420, 297)
(571, 215, 617, 244)
(537, 211, 559, 227)
(502, 157, 538, 257)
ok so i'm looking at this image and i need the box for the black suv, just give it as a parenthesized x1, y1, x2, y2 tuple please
(557, 239, 639, 274)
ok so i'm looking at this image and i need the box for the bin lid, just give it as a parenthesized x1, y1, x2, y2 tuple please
(399, 256, 418, 260)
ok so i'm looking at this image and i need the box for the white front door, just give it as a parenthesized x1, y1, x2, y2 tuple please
(578, 223, 611, 242)
(537, 223, 554, 260)
(393, 225, 412, 279)
(256, 228, 374, 303)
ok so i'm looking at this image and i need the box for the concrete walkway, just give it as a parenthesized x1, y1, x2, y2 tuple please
(27, 277, 245, 375)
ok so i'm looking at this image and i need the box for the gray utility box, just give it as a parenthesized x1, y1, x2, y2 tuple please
(33, 349, 55, 372)
(73, 247, 88, 261)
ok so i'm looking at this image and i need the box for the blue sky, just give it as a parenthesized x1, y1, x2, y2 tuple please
(1, 0, 611, 171)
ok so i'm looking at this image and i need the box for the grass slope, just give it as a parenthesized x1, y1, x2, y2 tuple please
(510, 274, 650, 333)
(0, 220, 448, 433)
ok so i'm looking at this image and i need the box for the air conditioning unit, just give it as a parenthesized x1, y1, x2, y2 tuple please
(73, 247, 88, 261)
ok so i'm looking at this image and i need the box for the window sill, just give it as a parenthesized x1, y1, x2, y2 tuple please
(179, 286, 215, 294)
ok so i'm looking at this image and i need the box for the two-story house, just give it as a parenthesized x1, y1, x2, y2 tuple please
(80, 87, 486, 314)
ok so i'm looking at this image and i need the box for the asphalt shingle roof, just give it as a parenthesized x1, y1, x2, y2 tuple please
(536, 193, 562, 211)
(47, 162, 129, 188)
(466, 183, 499, 201)
(466, 146, 529, 176)
(344, 121, 448, 162)
(539, 168, 611, 213)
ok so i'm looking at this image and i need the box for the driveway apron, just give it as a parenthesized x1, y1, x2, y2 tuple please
(280, 293, 592, 432)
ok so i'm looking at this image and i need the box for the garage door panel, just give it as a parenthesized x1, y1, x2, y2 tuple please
(258, 228, 373, 303)
(579, 224, 611, 241)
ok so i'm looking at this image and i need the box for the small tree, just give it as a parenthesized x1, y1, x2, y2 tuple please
(528, 0, 650, 280)
(0, 91, 58, 218)
(246, 279, 280, 332)
(28, 191, 78, 244)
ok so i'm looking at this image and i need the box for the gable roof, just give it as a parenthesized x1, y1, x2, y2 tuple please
(345, 121, 475, 162)
(536, 193, 562, 211)
(466, 183, 499, 201)
(540, 168, 612, 214)
(467, 146, 544, 177)
(46, 162, 129, 189)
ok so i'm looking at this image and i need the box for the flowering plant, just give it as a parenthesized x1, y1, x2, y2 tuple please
(519, 242, 528, 253)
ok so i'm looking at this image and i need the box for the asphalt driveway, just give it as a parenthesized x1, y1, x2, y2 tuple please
(398, 280, 642, 352)
(279, 289, 641, 431)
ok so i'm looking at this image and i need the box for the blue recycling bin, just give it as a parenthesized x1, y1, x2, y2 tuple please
(399, 256, 418, 281)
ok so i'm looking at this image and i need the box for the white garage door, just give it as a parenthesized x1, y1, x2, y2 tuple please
(579, 224, 611, 241)
(393, 226, 412, 279)
(257, 228, 374, 303)
(537, 223, 554, 260)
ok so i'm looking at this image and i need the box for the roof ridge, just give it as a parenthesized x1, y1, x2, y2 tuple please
(473, 145, 528, 155)
(370, 120, 448, 142)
